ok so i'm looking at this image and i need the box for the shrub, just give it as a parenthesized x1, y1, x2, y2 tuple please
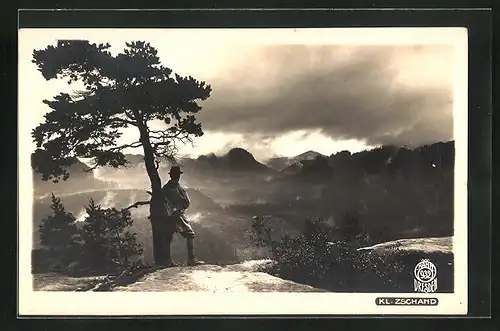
(34, 195, 144, 276)
(251, 216, 404, 292)
(79, 199, 143, 274)
(36, 193, 81, 272)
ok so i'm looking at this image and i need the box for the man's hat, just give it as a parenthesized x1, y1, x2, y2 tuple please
(169, 165, 183, 175)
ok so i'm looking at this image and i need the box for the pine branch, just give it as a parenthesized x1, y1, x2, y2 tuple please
(124, 111, 136, 121)
(83, 163, 100, 173)
(152, 141, 171, 150)
(153, 150, 177, 163)
(111, 118, 138, 126)
(122, 200, 150, 211)
(108, 141, 143, 151)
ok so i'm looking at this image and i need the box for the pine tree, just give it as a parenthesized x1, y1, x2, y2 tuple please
(31, 40, 211, 264)
(79, 199, 143, 272)
(38, 193, 80, 268)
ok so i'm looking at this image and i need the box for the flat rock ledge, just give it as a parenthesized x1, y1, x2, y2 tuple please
(357, 236, 453, 254)
(113, 260, 326, 292)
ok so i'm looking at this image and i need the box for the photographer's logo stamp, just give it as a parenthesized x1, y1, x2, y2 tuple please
(414, 259, 438, 293)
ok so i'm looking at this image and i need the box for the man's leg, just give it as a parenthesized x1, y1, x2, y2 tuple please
(178, 215, 204, 266)
(186, 237, 199, 266)
(152, 219, 179, 268)
(151, 223, 167, 266)
(163, 231, 179, 267)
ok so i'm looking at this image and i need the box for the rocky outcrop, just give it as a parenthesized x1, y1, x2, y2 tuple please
(357, 236, 454, 292)
(33, 260, 326, 292)
(357, 236, 453, 254)
(113, 260, 325, 292)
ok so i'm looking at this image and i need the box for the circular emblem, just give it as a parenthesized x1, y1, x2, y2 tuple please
(414, 259, 437, 283)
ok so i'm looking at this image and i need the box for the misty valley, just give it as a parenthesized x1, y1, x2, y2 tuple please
(32, 141, 455, 292)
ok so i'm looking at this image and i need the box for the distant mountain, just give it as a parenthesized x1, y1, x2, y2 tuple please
(32, 157, 93, 183)
(266, 150, 326, 171)
(98, 149, 276, 175)
(280, 161, 304, 175)
(286, 141, 455, 181)
(294, 150, 325, 161)
(100, 149, 272, 174)
(124, 154, 145, 167)
(223, 148, 271, 172)
(32, 158, 116, 197)
(286, 157, 335, 180)
(265, 157, 290, 171)
(185, 188, 223, 212)
(182, 148, 274, 174)
(192, 153, 220, 167)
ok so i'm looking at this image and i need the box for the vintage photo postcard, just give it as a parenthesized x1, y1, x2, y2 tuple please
(18, 26, 468, 316)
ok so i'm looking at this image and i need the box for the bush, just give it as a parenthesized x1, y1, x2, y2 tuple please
(34, 194, 143, 276)
(35, 194, 80, 272)
(251, 216, 404, 292)
(78, 199, 143, 274)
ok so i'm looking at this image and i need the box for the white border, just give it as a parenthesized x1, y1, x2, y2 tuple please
(18, 27, 468, 316)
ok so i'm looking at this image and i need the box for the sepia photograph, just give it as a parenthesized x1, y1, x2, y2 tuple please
(18, 26, 468, 315)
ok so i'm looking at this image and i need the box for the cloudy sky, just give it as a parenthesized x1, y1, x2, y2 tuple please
(19, 28, 466, 161)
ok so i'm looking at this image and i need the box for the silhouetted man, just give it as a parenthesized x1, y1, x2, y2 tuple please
(160, 165, 204, 267)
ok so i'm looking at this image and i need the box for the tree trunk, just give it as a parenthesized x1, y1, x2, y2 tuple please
(137, 122, 169, 265)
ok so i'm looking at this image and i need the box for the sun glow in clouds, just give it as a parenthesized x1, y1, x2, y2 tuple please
(175, 130, 375, 161)
(19, 28, 453, 161)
